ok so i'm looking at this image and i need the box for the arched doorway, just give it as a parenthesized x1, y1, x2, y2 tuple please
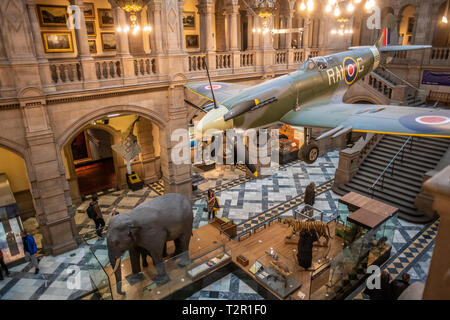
(69, 127, 117, 197)
(399, 5, 416, 45)
(0, 146, 38, 264)
(60, 112, 163, 235)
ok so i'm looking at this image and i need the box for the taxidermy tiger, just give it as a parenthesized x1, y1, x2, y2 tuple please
(282, 218, 332, 246)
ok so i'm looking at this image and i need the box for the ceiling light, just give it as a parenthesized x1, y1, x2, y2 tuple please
(325, 4, 332, 12)
(334, 6, 341, 17)
(300, 2, 306, 11)
(443, 16, 448, 23)
(347, 2, 355, 12)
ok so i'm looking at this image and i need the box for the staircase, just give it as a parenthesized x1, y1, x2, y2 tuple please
(336, 135, 450, 223)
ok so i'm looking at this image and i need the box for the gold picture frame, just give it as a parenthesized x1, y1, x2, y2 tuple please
(83, 2, 95, 19)
(86, 21, 96, 37)
(101, 32, 117, 51)
(41, 32, 74, 53)
(98, 8, 115, 28)
(37, 5, 68, 27)
(88, 40, 97, 54)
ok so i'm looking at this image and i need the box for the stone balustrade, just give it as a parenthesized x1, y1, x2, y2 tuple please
(430, 47, 450, 62)
(49, 61, 83, 84)
(216, 53, 232, 69)
(293, 49, 305, 64)
(187, 54, 206, 72)
(95, 59, 122, 80)
(240, 51, 255, 67)
(364, 73, 395, 100)
(134, 58, 157, 76)
(333, 133, 383, 188)
(275, 50, 287, 65)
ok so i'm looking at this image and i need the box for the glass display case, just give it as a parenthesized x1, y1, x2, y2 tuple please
(249, 249, 302, 299)
(108, 242, 231, 300)
(310, 210, 397, 300)
(0, 174, 25, 265)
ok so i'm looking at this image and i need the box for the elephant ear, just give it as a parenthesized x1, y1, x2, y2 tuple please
(128, 224, 141, 242)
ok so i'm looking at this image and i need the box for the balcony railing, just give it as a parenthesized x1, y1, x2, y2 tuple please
(216, 53, 232, 69)
(275, 50, 287, 65)
(240, 51, 255, 67)
(293, 49, 305, 63)
(95, 59, 122, 80)
(430, 47, 450, 61)
(50, 61, 83, 84)
(187, 54, 206, 72)
(134, 58, 157, 76)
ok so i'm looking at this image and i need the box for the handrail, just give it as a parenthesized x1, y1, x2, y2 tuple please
(380, 66, 421, 92)
(368, 136, 413, 197)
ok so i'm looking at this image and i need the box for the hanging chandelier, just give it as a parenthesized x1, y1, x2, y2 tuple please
(252, 0, 277, 29)
(111, 0, 151, 33)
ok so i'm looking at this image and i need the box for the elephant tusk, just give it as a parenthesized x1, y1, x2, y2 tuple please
(112, 259, 121, 273)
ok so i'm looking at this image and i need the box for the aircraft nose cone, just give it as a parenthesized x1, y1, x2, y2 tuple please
(196, 105, 233, 136)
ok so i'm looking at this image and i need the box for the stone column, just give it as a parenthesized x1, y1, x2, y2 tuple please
(226, 3, 239, 51)
(160, 84, 192, 198)
(19, 89, 78, 255)
(246, 11, 253, 50)
(197, 0, 215, 53)
(285, 13, 293, 50)
(0, 0, 42, 90)
(422, 165, 450, 300)
(147, 0, 164, 54)
(113, 7, 131, 57)
(69, 0, 99, 88)
(69, 0, 90, 59)
(63, 144, 82, 205)
(137, 117, 159, 183)
(24, 0, 54, 91)
(252, 15, 261, 49)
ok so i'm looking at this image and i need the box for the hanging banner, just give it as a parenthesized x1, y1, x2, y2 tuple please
(422, 70, 450, 86)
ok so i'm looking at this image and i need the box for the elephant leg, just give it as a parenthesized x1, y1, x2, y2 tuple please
(175, 232, 191, 268)
(129, 247, 142, 274)
(162, 242, 168, 258)
(139, 247, 149, 268)
(142, 235, 170, 286)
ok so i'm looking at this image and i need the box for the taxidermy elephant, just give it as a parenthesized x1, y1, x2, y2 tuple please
(107, 193, 193, 295)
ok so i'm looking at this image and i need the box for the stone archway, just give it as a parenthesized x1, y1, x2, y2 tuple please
(57, 107, 166, 200)
(61, 123, 122, 204)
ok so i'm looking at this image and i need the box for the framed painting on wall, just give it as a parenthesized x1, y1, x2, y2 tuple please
(101, 32, 117, 51)
(71, 131, 92, 164)
(185, 34, 199, 48)
(183, 11, 196, 29)
(98, 8, 115, 28)
(86, 21, 96, 37)
(83, 2, 95, 19)
(88, 40, 97, 54)
(37, 5, 68, 27)
(41, 32, 74, 53)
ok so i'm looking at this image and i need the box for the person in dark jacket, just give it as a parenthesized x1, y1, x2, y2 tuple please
(391, 273, 410, 299)
(297, 228, 318, 269)
(21, 231, 39, 274)
(90, 194, 105, 238)
(364, 270, 393, 300)
(0, 249, 10, 280)
(303, 182, 316, 216)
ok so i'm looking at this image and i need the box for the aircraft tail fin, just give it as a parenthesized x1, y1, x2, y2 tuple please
(374, 13, 431, 52)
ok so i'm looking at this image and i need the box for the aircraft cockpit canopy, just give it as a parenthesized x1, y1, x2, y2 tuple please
(298, 57, 328, 72)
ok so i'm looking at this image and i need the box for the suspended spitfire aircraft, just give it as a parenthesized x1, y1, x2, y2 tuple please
(187, 18, 450, 165)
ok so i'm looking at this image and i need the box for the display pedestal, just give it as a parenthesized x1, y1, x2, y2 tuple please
(126, 172, 144, 191)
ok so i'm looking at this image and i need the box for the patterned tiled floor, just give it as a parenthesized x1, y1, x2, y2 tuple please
(0, 151, 438, 300)
(186, 273, 263, 300)
(347, 219, 438, 300)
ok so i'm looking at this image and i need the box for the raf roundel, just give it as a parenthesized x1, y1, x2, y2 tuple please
(415, 116, 450, 125)
(205, 84, 222, 90)
(343, 57, 359, 85)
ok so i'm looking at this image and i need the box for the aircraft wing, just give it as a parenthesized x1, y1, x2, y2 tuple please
(185, 82, 250, 103)
(280, 103, 450, 138)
